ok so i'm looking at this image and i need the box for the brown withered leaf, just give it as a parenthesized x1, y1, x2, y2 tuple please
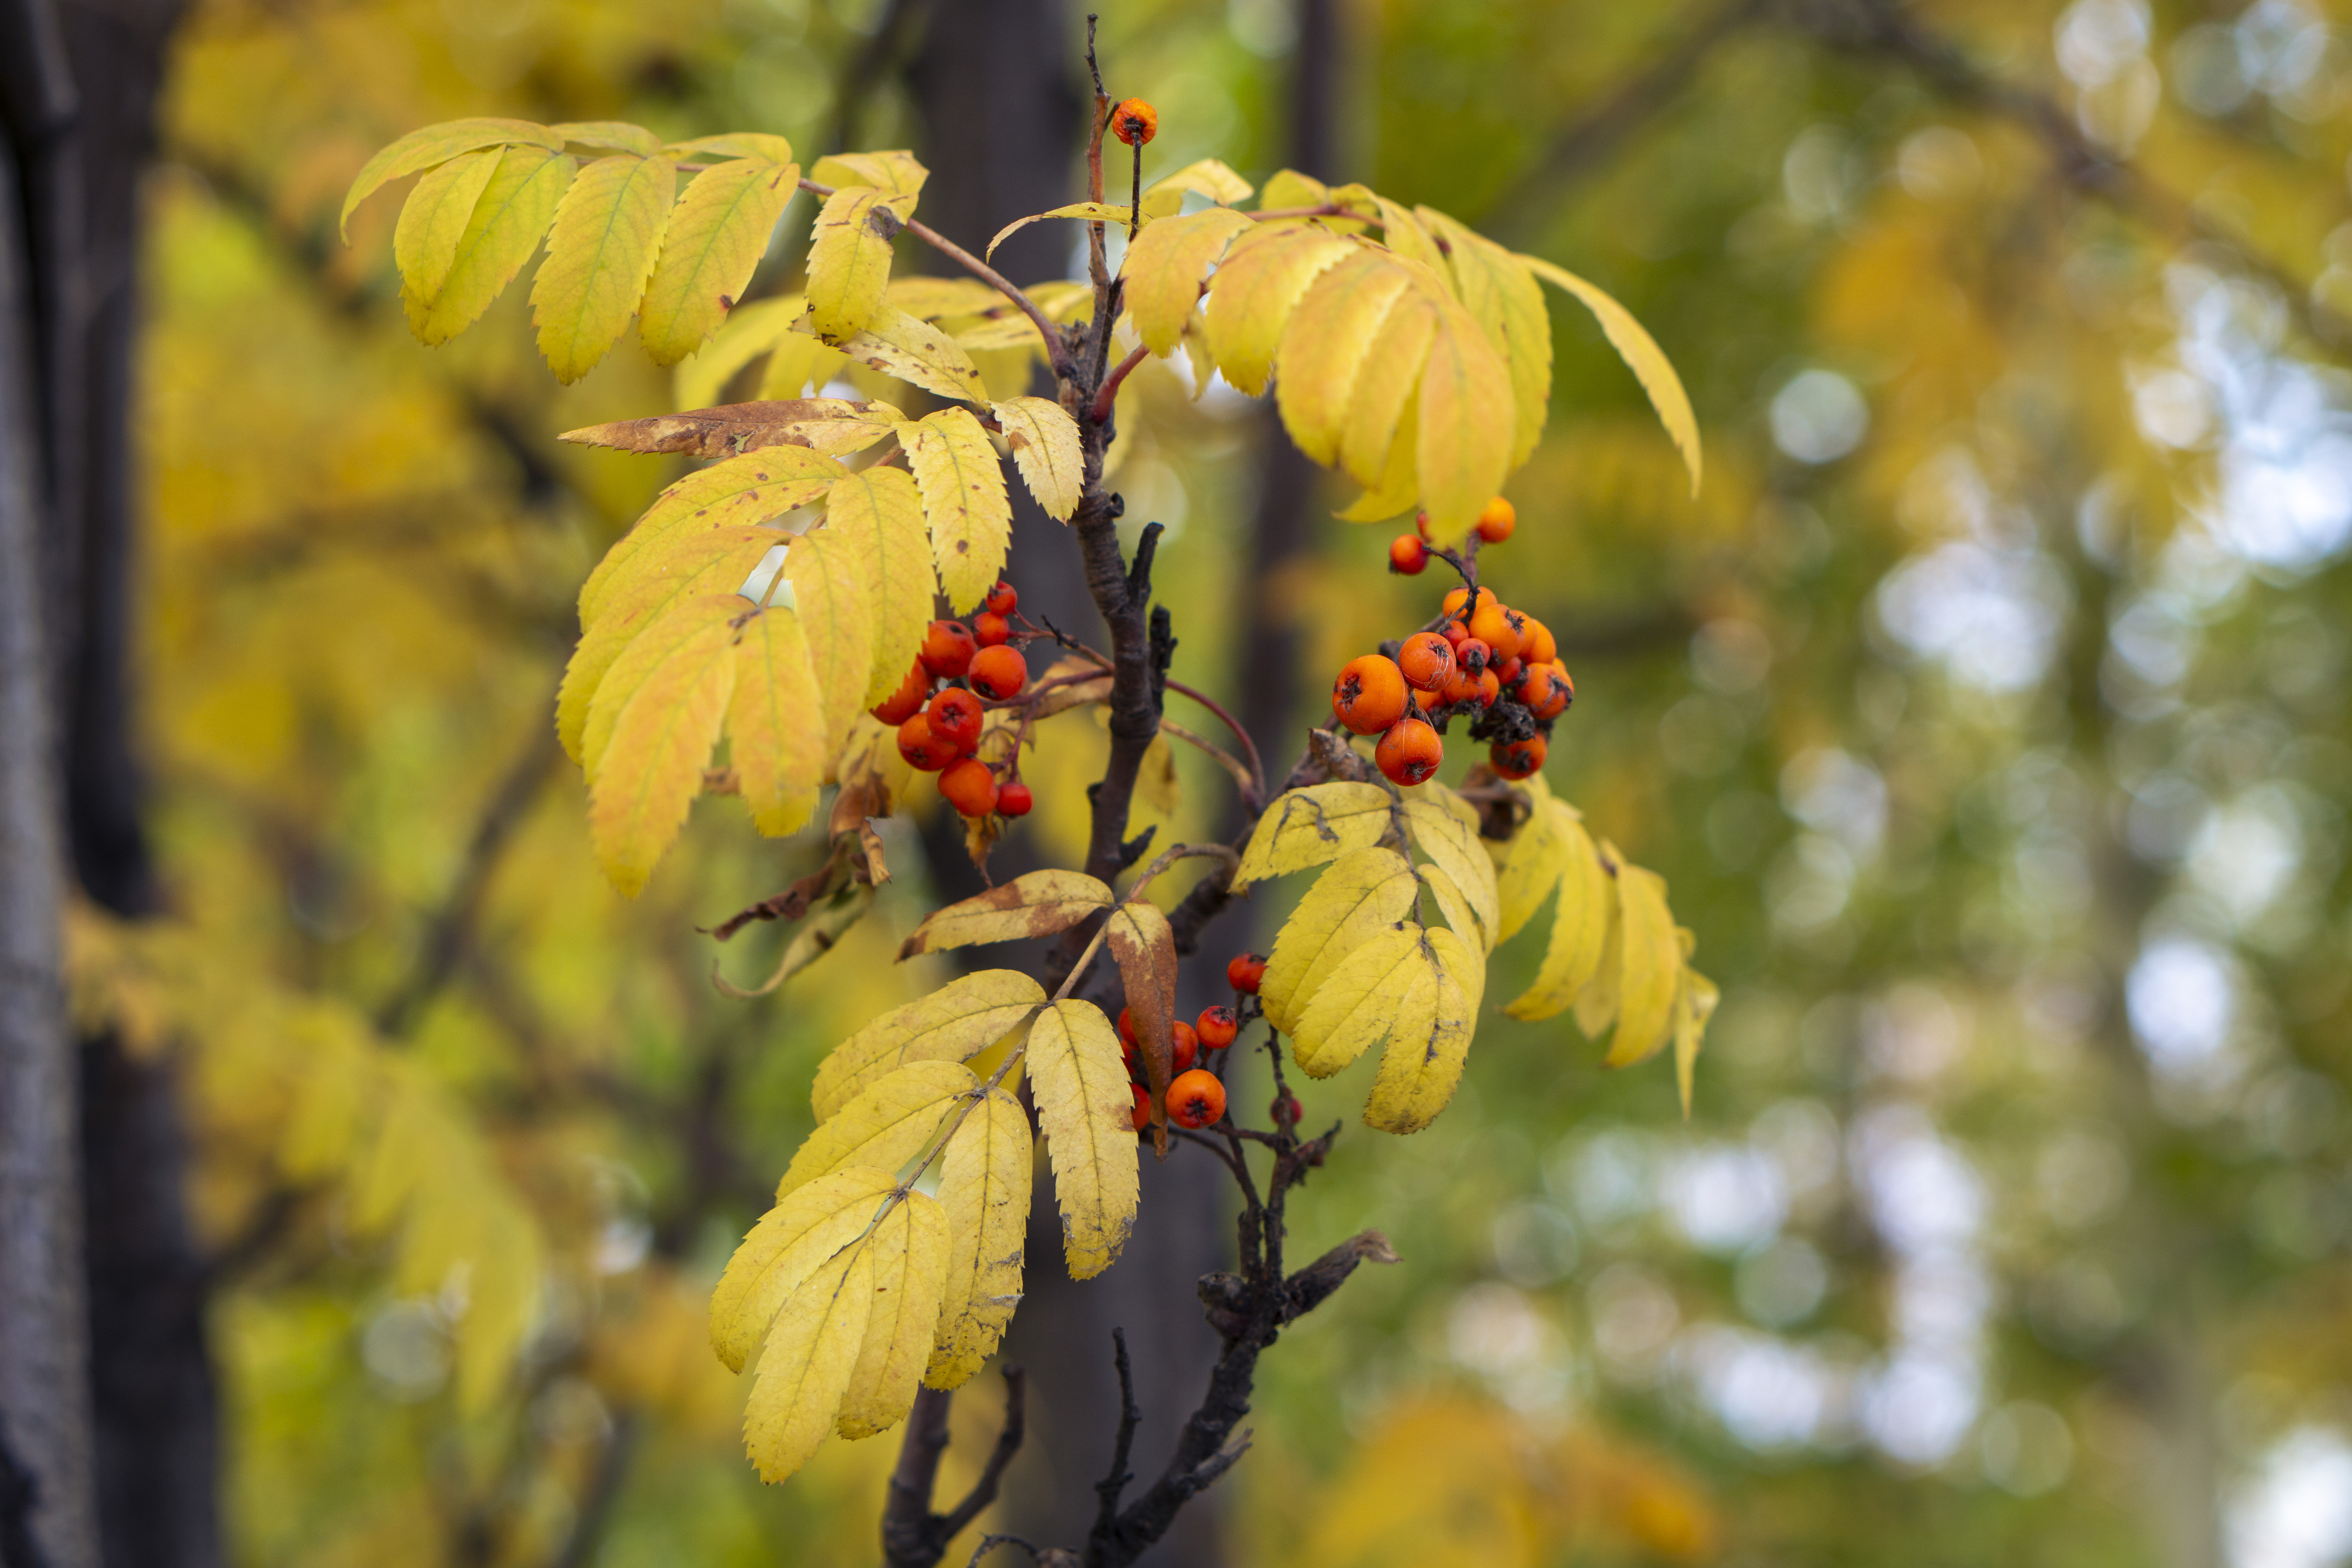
(1105, 900, 1179, 1152)
(1024, 655, 1113, 721)
(559, 398, 897, 459)
(897, 870, 1114, 959)
(856, 819, 891, 886)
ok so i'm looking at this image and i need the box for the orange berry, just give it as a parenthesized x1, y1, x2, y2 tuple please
(1398, 631, 1455, 692)
(1167, 1068, 1226, 1129)
(1118, 1006, 1136, 1045)
(919, 620, 977, 678)
(1441, 585, 1492, 624)
(1415, 510, 1433, 540)
(871, 660, 929, 725)
(1439, 665, 1483, 708)
(1519, 615, 1557, 667)
(984, 581, 1018, 616)
(973, 612, 1011, 647)
(1442, 620, 1470, 650)
(926, 688, 984, 750)
(1389, 535, 1429, 575)
(1475, 496, 1516, 543)
(968, 645, 1027, 701)
(940, 757, 1000, 816)
(1112, 98, 1158, 146)
(1196, 1005, 1238, 1049)
(1519, 662, 1574, 720)
(997, 780, 1033, 817)
(1131, 1083, 1152, 1131)
(1468, 599, 1526, 663)
(1490, 735, 1546, 780)
(1454, 637, 1492, 677)
(1171, 1020, 1198, 1074)
(1332, 654, 1409, 735)
(1376, 717, 1443, 786)
(897, 714, 960, 771)
(1474, 669, 1501, 707)
(1227, 953, 1267, 993)
(1495, 657, 1524, 688)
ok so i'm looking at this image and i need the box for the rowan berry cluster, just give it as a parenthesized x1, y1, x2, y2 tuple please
(878, 581, 1036, 818)
(1342, 497, 1575, 786)
(1118, 950, 1290, 1134)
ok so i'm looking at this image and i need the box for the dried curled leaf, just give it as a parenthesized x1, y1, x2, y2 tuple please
(897, 870, 1113, 957)
(559, 397, 899, 457)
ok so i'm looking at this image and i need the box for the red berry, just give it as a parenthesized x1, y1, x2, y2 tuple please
(1167, 1068, 1226, 1129)
(997, 780, 1033, 817)
(1333, 655, 1409, 735)
(973, 612, 1011, 647)
(1475, 496, 1516, 543)
(1131, 1083, 1152, 1131)
(1111, 98, 1158, 147)
(919, 620, 977, 679)
(1196, 1005, 1238, 1049)
(1227, 953, 1266, 994)
(968, 645, 1027, 701)
(1118, 1007, 1136, 1045)
(926, 688, 984, 750)
(1389, 535, 1429, 575)
(1455, 638, 1492, 677)
(1490, 735, 1545, 780)
(939, 757, 1000, 817)
(1171, 1020, 1198, 1075)
(1375, 717, 1443, 786)
(984, 581, 1018, 616)
(1397, 631, 1454, 693)
(897, 714, 960, 771)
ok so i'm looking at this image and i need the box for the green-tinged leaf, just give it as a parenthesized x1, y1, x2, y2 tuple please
(824, 465, 933, 704)
(776, 1061, 977, 1199)
(1277, 250, 1415, 466)
(1423, 211, 1552, 470)
(341, 116, 562, 238)
(1026, 1001, 1140, 1279)
(1364, 926, 1481, 1134)
(1604, 861, 1680, 1068)
(712, 882, 874, 1001)
(1403, 793, 1500, 948)
(550, 120, 662, 155)
(580, 447, 839, 627)
(728, 605, 824, 837)
(640, 157, 802, 365)
(993, 397, 1083, 521)
(811, 151, 927, 211)
(1336, 290, 1437, 491)
(1504, 800, 1613, 1021)
(1260, 846, 1420, 1033)
(404, 146, 573, 345)
(1675, 967, 1720, 1117)
(781, 524, 876, 757)
(1122, 207, 1251, 357)
(743, 1229, 873, 1482)
(585, 595, 740, 896)
(812, 972, 1046, 1120)
(1234, 782, 1397, 887)
(806, 185, 899, 340)
(923, 1087, 1029, 1390)
(666, 132, 796, 163)
(817, 305, 988, 404)
(1373, 197, 1450, 283)
(531, 153, 678, 383)
(1202, 224, 1357, 396)
(986, 201, 1135, 260)
(897, 870, 1113, 957)
(1291, 923, 1425, 1078)
(1138, 158, 1254, 221)
(1520, 253, 1702, 496)
(394, 148, 501, 309)
(904, 408, 1012, 613)
(836, 1192, 949, 1439)
(1415, 298, 1515, 544)
(557, 528, 774, 761)
(709, 1166, 899, 1374)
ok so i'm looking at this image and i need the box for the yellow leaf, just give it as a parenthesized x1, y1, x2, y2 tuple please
(1373, 198, 1450, 282)
(1505, 801, 1613, 1021)
(885, 276, 1007, 319)
(896, 870, 1112, 957)
(727, 605, 824, 837)
(585, 595, 740, 896)
(1416, 298, 1515, 544)
(1403, 793, 1499, 948)
(666, 132, 796, 163)
(531, 153, 678, 383)
(1139, 158, 1254, 220)
(673, 294, 804, 409)
(1575, 871, 1624, 1038)
(710, 1166, 898, 1374)
(818, 305, 988, 404)
(1493, 789, 1563, 943)
(824, 465, 935, 705)
(1026, 1001, 1140, 1280)
(904, 408, 1012, 614)
(986, 201, 1136, 260)
(1202, 224, 1357, 395)
(1519, 253, 1702, 496)
(836, 1191, 950, 1439)
(1290, 923, 1425, 1079)
(1675, 966, 1719, 1118)
(759, 323, 854, 401)
(775, 1061, 977, 1200)
(993, 397, 1083, 521)
(1277, 250, 1416, 466)
(1260, 846, 1419, 1033)
(640, 156, 802, 366)
(1604, 861, 1681, 1068)
(550, 120, 663, 156)
(1417, 862, 1484, 955)
(923, 1087, 1029, 1390)
(579, 447, 839, 628)
(780, 524, 877, 757)
(1336, 289, 1437, 491)
(340, 116, 561, 239)
(811, 151, 928, 211)
(1423, 211, 1551, 470)
(1364, 925, 1481, 1134)
(394, 147, 501, 311)
(1334, 385, 1422, 523)
(1233, 782, 1396, 887)
(1119, 207, 1250, 356)
(403, 145, 573, 347)
(744, 1229, 873, 1482)
(811, 971, 1046, 1120)
(806, 185, 899, 341)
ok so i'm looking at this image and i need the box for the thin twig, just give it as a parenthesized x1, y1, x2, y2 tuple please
(1087, 1331, 1142, 1557)
(935, 1368, 1028, 1545)
(1088, 342, 1150, 422)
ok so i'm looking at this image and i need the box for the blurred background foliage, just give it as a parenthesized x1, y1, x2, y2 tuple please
(75, 0, 2352, 1562)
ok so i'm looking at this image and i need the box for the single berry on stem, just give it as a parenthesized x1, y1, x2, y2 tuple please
(1398, 631, 1455, 692)
(1475, 495, 1516, 543)
(1167, 1069, 1226, 1129)
(1376, 716, 1444, 786)
(1196, 1005, 1238, 1050)
(919, 619, 978, 679)
(1272, 1092, 1302, 1128)
(1388, 534, 1429, 575)
(939, 757, 1000, 817)
(996, 780, 1034, 817)
(1490, 735, 1546, 780)
(968, 644, 1027, 701)
(1112, 98, 1158, 145)
(1171, 1020, 1198, 1074)
(973, 612, 1011, 647)
(984, 581, 1018, 616)
(1332, 653, 1409, 735)
(1227, 953, 1267, 994)
(897, 714, 960, 771)
(926, 688, 984, 750)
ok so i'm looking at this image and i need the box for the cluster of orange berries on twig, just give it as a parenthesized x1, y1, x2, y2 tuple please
(878, 580, 1036, 819)
(1338, 497, 1575, 786)
(1120, 951, 1301, 1134)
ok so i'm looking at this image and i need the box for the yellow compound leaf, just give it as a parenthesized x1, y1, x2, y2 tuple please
(578, 446, 839, 629)
(1026, 1001, 1140, 1280)
(1290, 923, 1425, 1079)
(1277, 249, 1416, 467)
(836, 1191, 950, 1439)
(640, 156, 802, 366)
(897, 870, 1113, 957)
(1336, 289, 1437, 491)
(817, 306, 989, 404)
(665, 132, 797, 164)
(1415, 297, 1515, 545)
(1504, 800, 1614, 1022)
(394, 147, 500, 312)
(1364, 924, 1482, 1134)
(812, 971, 1046, 1120)
(902, 407, 1011, 614)
(775, 1060, 977, 1200)
(1575, 859, 1625, 1038)
(993, 396, 1083, 521)
(885, 276, 1008, 319)
(1260, 846, 1419, 1034)
(806, 185, 899, 341)
(674, 294, 804, 409)
(985, 201, 1136, 260)
(709, 1166, 898, 1374)
(1138, 158, 1254, 220)
(1519, 252, 1702, 497)
(1675, 965, 1720, 1118)
(923, 1087, 1030, 1390)
(1423, 210, 1552, 471)
(550, 120, 663, 156)
(1233, 782, 1397, 888)
(744, 1230, 873, 1483)
(1202, 223, 1357, 396)
(728, 604, 824, 837)
(1121, 207, 1251, 356)
(1493, 788, 1564, 943)
(404, 145, 573, 347)
(1403, 792, 1500, 948)
(1417, 861, 1484, 955)
(1105, 903, 1179, 1110)
(823, 465, 933, 706)
(780, 524, 876, 758)
(1334, 383, 1421, 523)
(340, 116, 562, 239)
(811, 151, 928, 211)
(1604, 861, 1681, 1069)
(531, 153, 677, 383)
(759, 325, 854, 402)
(585, 594, 740, 897)
(561, 395, 900, 457)
(1373, 198, 1450, 283)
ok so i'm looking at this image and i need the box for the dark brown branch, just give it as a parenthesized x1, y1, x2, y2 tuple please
(882, 1370, 1027, 1568)
(1085, 1331, 1141, 1555)
(935, 1368, 1027, 1545)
